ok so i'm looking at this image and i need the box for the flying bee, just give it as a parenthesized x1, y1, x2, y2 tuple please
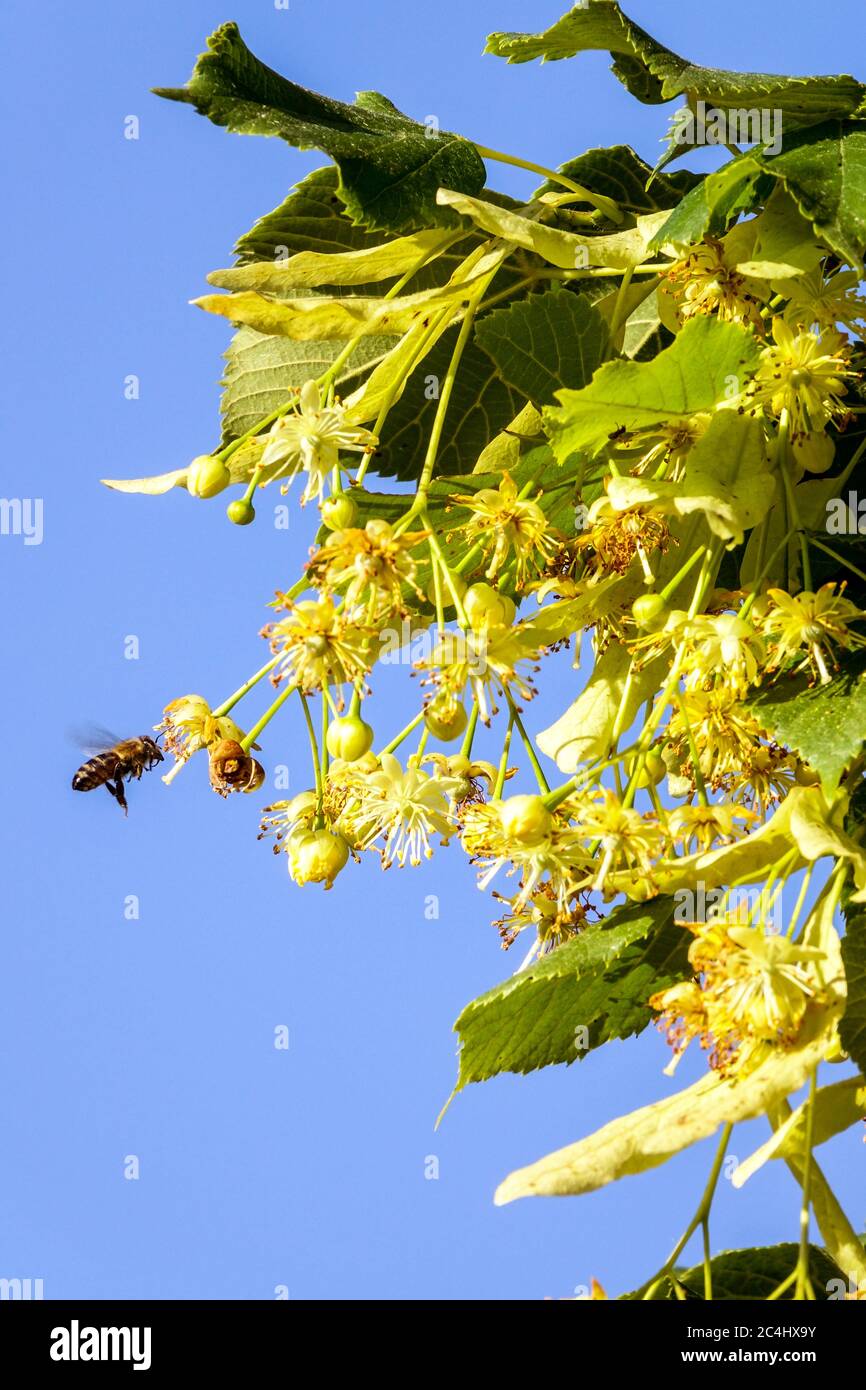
(72, 731, 164, 815)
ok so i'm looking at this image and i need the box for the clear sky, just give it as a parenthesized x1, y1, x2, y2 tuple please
(3, 0, 865, 1301)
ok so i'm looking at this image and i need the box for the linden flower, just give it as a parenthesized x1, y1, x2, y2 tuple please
(421, 752, 501, 807)
(728, 745, 797, 816)
(257, 790, 318, 854)
(416, 626, 539, 723)
(651, 919, 828, 1075)
(782, 267, 866, 337)
(748, 318, 859, 436)
(681, 612, 765, 694)
(668, 685, 765, 786)
(718, 926, 826, 1039)
(335, 752, 459, 867)
(155, 695, 249, 785)
(576, 496, 671, 581)
(259, 381, 377, 503)
(461, 801, 590, 914)
(567, 788, 665, 893)
(610, 414, 711, 478)
(760, 583, 865, 684)
(492, 882, 589, 958)
(449, 472, 560, 588)
(660, 237, 763, 329)
(264, 595, 374, 699)
(305, 519, 426, 617)
(667, 801, 757, 853)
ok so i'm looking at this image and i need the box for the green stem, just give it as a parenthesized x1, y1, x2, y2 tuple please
(299, 691, 324, 818)
(401, 279, 493, 525)
(212, 656, 280, 719)
(472, 144, 623, 223)
(795, 1068, 818, 1300)
(460, 702, 479, 759)
(674, 689, 709, 806)
(659, 544, 704, 603)
(642, 1123, 733, 1300)
(493, 714, 515, 799)
(240, 681, 297, 752)
(777, 409, 813, 590)
(607, 265, 635, 354)
(379, 709, 426, 756)
(505, 689, 549, 793)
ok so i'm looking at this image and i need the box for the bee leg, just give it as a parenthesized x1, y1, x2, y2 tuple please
(107, 778, 129, 815)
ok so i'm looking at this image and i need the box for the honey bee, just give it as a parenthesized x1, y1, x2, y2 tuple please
(72, 733, 164, 815)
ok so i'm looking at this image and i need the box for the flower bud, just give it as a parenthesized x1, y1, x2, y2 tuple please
(187, 455, 232, 499)
(226, 498, 255, 526)
(424, 695, 468, 743)
(288, 828, 350, 889)
(630, 749, 666, 788)
(326, 714, 374, 762)
(464, 583, 516, 631)
(321, 493, 359, 531)
(498, 794, 553, 847)
(632, 593, 667, 629)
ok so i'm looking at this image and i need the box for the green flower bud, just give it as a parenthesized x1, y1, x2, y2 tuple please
(326, 715, 374, 762)
(464, 583, 516, 631)
(187, 455, 232, 499)
(289, 828, 350, 889)
(226, 498, 255, 526)
(498, 794, 553, 847)
(632, 593, 667, 629)
(424, 696, 468, 743)
(321, 493, 359, 531)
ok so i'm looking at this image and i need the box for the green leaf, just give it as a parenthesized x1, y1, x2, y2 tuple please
(654, 122, 866, 271)
(220, 328, 393, 444)
(537, 642, 663, 771)
(437, 188, 670, 270)
(474, 289, 609, 406)
(101, 468, 189, 496)
(207, 229, 451, 293)
(193, 277, 480, 341)
(607, 412, 774, 545)
(372, 323, 524, 480)
(732, 1077, 866, 1188)
(486, 2, 866, 128)
(759, 120, 866, 271)
(736, 186, 824, 279)
(544, 316, 761, 460)
(534, 144, 703, 214)
(607, 783, 866, 900)
(494, 1007, 838, 1203)
(651, 159, 767, 250)
(748, 651, 866, 790)
(452, 897, 689, 1090)
(217, 168, 404, 442)
(841, 897, 866, 1075)
(647, 1244, 845, 1301)
(156, 22, 486, 234)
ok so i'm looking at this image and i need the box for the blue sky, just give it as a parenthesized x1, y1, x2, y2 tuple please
(3, 0, 865, 1300)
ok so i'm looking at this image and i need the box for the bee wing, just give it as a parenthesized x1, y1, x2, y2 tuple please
(68, 723, 124, 757)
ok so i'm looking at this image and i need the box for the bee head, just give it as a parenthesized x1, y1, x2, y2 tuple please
(144, 735, 164, 764)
